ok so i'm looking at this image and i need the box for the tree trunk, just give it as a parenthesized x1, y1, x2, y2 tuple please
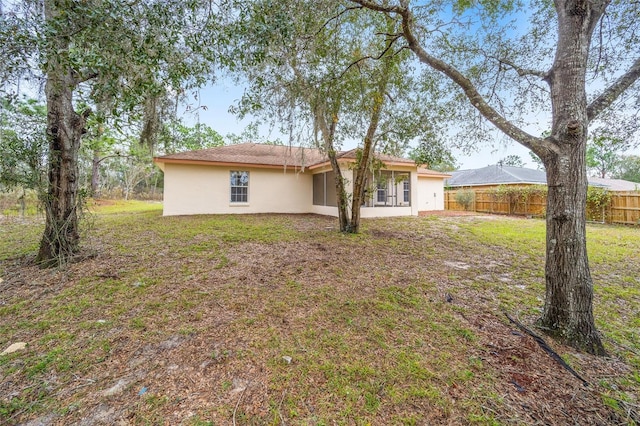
(540, 150, 606, 354)
(349, 45, 393, 233)
(350, 0, 639, 354)
(327, 149, 350, 232)
(536, 0, 606, 354)
(349, 107, 380, 233)
(313, 103, 350, 231)
(36, 0, 86, 267)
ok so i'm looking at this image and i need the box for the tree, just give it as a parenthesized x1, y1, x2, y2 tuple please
(529, 151, 544, 170)
(231, 0, 449, 232)
(1, 0, 222, 266)
(0, 97, 47, 191)
(586, 131, 628, 178)
(351, 0, 640, 354)
(158, 120, 225, 154)
(613, 155, 640, 184)
(409, 136, 456, 171)
(498, 155, 525, 168)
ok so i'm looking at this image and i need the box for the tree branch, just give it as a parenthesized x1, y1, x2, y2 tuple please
(339, 35, 403, 78)
(587, 57, 640, 122)
(72, 69, 99, 85)
(317, 6, 364, 35)
(350, 0, 555, 157)
(493, 56, 548, 79)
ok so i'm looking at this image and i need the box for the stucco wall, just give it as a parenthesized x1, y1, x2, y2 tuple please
(162, 163, 313, 216)
(161, 162, 446, 216)
(417, 176, 446, 211)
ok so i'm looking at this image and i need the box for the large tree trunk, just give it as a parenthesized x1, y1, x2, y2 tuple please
(536, 0, 606, 354)
(351, 0, 639, 354)
(540, 150, 605, 354)
(36, 1, 86, 267)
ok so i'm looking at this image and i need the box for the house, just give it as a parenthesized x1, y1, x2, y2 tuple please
(446, 165, 639, 191)
(153, 143, 451, 217)
(446, 165, 546, 189)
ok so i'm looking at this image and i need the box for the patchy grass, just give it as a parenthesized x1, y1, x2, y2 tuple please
(0, 206, 638, 425)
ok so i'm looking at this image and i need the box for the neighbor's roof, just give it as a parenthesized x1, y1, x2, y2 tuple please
(154, 143, 447, 177)
(447, 165, 547, 187)
(588, 177, 640, 191)
(446, 165, 640, 191)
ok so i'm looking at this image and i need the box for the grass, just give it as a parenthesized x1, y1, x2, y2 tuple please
(0, 202, 638, 425)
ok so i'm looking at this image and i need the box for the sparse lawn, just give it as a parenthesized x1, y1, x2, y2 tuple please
(1, 202, 638, 425)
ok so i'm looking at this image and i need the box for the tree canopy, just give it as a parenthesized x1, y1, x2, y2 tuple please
(349, 0, 640, 354)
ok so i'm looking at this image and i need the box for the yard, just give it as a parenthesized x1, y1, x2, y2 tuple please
(1, 202, 639, 425)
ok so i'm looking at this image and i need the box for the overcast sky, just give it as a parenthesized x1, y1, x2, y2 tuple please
(188, 80, 638, 171)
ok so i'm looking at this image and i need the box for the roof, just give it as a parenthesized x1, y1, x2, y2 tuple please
(153, 143, 326, 170)
(417, 167, 452, 178)
(447, 165, 640, 191)
(154, 143, 448, 177)
(588, 177, 640, 191)
(447, 165, 547, 187)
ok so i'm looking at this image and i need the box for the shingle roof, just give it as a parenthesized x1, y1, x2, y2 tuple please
(447, 165, 547, 187)
(154, 143, 327, 169)
(154, 143, 448, 176)
(588, 177, 640, 191)
(447, 165, 640, 191)
(335, 148, 414, 165)
(417, 167, 452, 178)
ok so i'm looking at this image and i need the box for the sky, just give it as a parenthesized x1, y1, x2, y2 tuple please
(179, 3, 640, 172)
(187, 83, 545, 170)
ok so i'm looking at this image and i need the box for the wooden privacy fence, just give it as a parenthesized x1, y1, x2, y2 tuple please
(445, 189, 640, 225)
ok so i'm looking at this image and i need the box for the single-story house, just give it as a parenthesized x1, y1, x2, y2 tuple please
(153, 143, 451, 217)
(447, 165, 639, 191)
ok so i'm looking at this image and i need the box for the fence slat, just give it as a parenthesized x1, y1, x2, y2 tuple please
(445, 189, 640, 225)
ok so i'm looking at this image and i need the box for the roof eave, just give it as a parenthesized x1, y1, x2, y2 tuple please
(153, 157, 303, 170)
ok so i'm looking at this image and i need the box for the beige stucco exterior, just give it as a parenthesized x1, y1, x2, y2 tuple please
(161, 163, 313, 216)
(416, 175, 447, 211)
(157, 151, 449, 217)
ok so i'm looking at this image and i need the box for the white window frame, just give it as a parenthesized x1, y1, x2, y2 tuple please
(403, 180, 410, 203)
(230, 171, 249, 203)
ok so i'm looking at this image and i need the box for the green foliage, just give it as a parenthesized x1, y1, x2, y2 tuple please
(586, 131, 629, 178)
(410, 138, 456, 169)
(0, 97, 47, 191)
(586, 186, 612, 210)
(159, 120, 225, 153)
(528, 151, 544, 170)
(613, 155, 640, 184)
(498, 155, 524, 168)
(486, 185, 547, 215)
(455, 189, 475, 210)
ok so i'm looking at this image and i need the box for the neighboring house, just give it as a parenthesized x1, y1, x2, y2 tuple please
(587, 177, 640, 192)
(446, 165, 639, 191)
(446, 165, 546, 189)
(153, 143, 450, 217)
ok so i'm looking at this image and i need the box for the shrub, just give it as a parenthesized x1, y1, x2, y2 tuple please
(455, 190, 475, 211)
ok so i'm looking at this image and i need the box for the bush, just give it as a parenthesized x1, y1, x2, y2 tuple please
(455, 190, 475, 211)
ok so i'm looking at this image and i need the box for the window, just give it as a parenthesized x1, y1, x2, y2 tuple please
(403, 180, 410, 203)
(230, 171, 249, 203)
(312, 171, 337, 206)
(377, 180, 387, 203)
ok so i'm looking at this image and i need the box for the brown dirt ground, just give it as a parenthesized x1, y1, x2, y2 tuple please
(0, 213, 637, 425)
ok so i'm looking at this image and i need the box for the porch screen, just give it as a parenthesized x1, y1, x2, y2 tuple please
(313, 171, 337, 206)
